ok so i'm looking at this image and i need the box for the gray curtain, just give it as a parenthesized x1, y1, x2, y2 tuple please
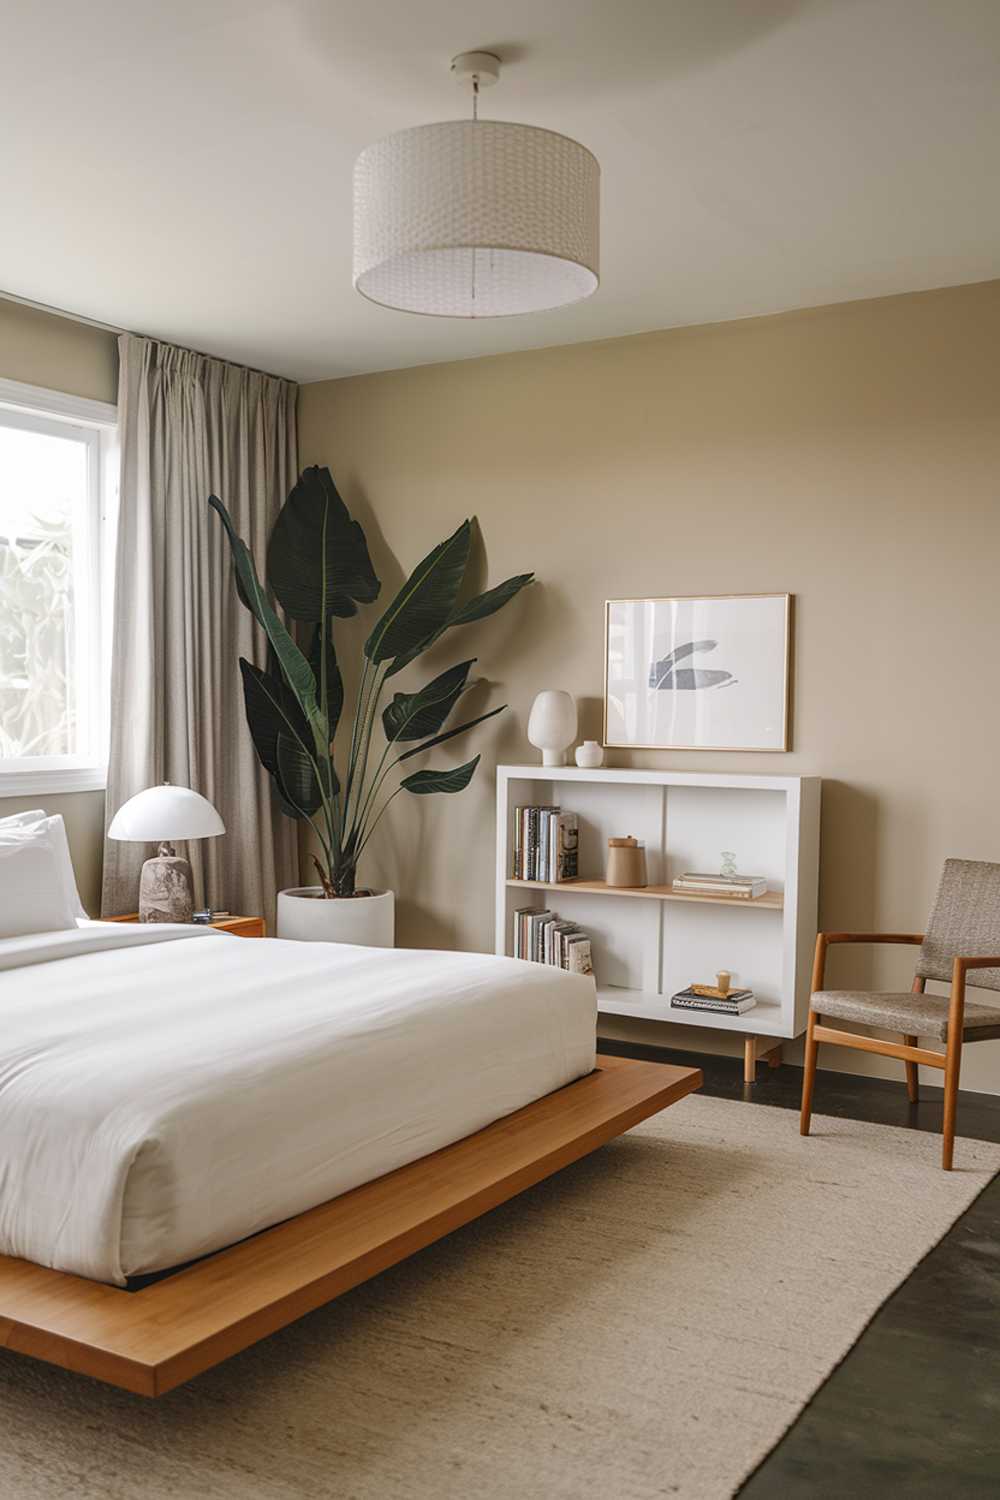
(101, 334, 299, 925)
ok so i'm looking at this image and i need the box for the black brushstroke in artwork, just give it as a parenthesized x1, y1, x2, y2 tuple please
(648, 639, 737, 690)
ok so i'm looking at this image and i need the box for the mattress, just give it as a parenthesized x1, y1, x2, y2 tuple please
(0, 923, 596, 1285)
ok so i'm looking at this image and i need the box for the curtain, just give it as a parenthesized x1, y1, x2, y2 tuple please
(101, 334, 299, 925)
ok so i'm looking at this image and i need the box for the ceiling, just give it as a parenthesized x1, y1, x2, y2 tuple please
(3, 0, 999, 382)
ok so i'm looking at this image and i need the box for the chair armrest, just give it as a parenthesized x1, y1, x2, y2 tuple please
(824, 933, 925, 945)
(954, 955, 1000, 973)
(811, 932, 924, 993)
(947, 956, 1000, 1038)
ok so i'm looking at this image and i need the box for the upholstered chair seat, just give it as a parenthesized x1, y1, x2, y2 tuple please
(813, 989, 1000, 1043)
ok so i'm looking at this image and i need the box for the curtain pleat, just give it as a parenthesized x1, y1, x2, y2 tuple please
(101, 334, 299, 925)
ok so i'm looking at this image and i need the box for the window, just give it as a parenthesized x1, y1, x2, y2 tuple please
(0, 378, 117, 795)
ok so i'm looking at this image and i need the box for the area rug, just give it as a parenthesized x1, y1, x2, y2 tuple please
(3, 1096, 998, 1500)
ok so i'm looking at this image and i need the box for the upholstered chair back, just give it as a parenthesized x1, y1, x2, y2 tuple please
(916, 859, 1000, 990)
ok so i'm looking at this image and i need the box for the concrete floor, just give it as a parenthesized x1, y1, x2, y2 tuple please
(598, 1037, 1000, 1497)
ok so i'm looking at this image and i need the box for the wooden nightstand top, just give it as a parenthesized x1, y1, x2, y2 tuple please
(107, 914, 266, 938)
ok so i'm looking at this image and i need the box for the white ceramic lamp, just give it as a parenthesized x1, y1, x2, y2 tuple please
(109, 783, 225, 923)
(527, 690, 578, 767)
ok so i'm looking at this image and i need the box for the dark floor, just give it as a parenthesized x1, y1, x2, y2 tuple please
(598, 1037, 1000, 1498)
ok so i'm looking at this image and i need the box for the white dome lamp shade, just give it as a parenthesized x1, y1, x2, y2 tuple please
(109, 784, 225, 924)
(353, 52, 600, 318)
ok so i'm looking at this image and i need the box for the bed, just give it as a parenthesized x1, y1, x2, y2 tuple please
(0, 921, 701, 1393)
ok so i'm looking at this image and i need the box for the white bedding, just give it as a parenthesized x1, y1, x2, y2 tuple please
(0, 924, 596, 1285)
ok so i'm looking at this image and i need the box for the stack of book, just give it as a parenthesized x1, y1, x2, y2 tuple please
(671, 871, 769, 900)
(670, 983, 756, 1017)
(512, 805, 579, 883)
(512, 907, 593, 975)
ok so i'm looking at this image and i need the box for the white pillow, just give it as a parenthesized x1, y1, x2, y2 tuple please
(0, 820, 80, 938)
(0, 808, 87, 918)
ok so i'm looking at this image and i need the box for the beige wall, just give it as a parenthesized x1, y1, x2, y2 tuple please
(299, 279, 1000, 1093)
(0, 296, 118, 911)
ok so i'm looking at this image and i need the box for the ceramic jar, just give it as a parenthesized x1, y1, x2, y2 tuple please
(606, 836, 647, 888)
(575, 740, 604, 768)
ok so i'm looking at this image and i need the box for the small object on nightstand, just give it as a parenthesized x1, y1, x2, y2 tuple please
(720, 851, 738, 878)
(716, 970, 732, 996)
(606, 836, 647, 888)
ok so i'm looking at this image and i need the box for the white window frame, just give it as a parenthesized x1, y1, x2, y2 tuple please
(0, 376, 118, 796)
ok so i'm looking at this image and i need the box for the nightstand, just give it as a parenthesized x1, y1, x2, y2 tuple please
(107, 914, 266, 938)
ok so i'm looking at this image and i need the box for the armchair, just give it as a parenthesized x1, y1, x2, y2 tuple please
(800, 859, 1000, 1169)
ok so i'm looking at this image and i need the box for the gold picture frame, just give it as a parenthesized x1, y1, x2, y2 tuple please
(603, 593, 792, 752)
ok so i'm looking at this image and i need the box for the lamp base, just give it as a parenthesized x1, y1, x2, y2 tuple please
(139, 843, 194, 923)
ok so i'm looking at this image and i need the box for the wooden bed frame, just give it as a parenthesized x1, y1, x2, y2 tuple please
(0, 1055, 700, 1396)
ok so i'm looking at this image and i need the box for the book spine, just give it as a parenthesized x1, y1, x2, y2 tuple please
(527, 808, 539, 881)
(556, 812, 579, 881)
(512, 807, 522, 880)
(670, 999, 754, 1014)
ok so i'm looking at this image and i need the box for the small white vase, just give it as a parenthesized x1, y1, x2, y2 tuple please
(276, 887, 395, 947)
(575, 740, 604, 769)
(527, 690, 578, 767)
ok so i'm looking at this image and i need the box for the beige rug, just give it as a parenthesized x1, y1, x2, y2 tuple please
(3, 1095, 998, 1500)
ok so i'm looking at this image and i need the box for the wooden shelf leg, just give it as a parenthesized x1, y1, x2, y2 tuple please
(744, 1038, 782, 1084)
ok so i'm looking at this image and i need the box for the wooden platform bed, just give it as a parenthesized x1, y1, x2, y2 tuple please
(0, 1055, 700, 1396)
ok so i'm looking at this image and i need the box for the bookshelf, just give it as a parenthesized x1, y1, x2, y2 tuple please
(495, 766, 821, 1060)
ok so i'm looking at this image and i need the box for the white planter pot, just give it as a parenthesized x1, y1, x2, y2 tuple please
(276, 887, 395, 947)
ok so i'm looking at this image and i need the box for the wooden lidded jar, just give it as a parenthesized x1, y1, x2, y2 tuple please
(606, 836, 647, 888)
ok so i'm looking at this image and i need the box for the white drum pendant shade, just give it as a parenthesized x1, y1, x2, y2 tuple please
(353, 120, 600, 317)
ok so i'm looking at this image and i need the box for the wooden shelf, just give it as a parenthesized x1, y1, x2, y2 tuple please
(597, 985, 787, 1037)
(506, 878, 783, 911)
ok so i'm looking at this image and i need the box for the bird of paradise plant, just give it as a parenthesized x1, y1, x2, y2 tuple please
(210, 466, 532, 897)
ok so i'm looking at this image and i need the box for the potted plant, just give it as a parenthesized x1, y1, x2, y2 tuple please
(210, 467, 532, 946)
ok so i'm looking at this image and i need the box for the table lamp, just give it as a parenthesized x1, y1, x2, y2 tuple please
(108, 783, 225, 923)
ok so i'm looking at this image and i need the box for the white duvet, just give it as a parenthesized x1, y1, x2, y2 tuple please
(0, 923, 596, 1285)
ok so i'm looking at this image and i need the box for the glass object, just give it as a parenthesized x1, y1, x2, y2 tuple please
(720, 851, 738, 878)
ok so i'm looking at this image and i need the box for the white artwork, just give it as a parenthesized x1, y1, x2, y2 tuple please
(603, 594, 791, 752)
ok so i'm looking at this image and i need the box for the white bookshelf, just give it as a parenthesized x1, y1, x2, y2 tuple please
(495, 766, 821, 1049)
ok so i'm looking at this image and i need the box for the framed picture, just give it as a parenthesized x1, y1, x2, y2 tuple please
(603, 594, 791, 752)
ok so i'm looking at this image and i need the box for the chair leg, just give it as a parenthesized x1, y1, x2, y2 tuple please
(903, 1035, 919, 1103)
(942, 1033, 962, 1171)
(800, 1011, 820, 1136)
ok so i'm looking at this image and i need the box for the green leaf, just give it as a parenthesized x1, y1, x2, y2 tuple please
(267, 466, 380, 623)
(447, 573, 534, 627)
(397, 704, 506, 762)
(385, 568, 534, 678)
(276, 732, 323, 816)
(210, 495, 327, 759)
(309, 624, 343, 743)
(381, 660, 475, 743)
(238, 658, 312, 778)
(364, 520, 471, 665)
(400, 754, 481, 796)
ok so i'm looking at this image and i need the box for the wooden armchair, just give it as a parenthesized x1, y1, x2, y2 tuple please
(800, 859, 1000, 1169)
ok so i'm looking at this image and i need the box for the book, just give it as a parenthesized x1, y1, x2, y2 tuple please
(564, 933, 593, 976)
(671, 986, 756, 1016)
(512, 807, 524, 880)
(548, 919, 581, 967)
(527, 909, 552, 964)
(555, 812, 579, 881)
(512, 905, 537, 960)
(672, 876, 768, 899)
(670, 998, 757, 1016)
(674, 872, 769, 897)
(526, 807, 540, 881)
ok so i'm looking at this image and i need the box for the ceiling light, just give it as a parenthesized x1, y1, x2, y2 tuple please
(352, 51, 600, 318)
